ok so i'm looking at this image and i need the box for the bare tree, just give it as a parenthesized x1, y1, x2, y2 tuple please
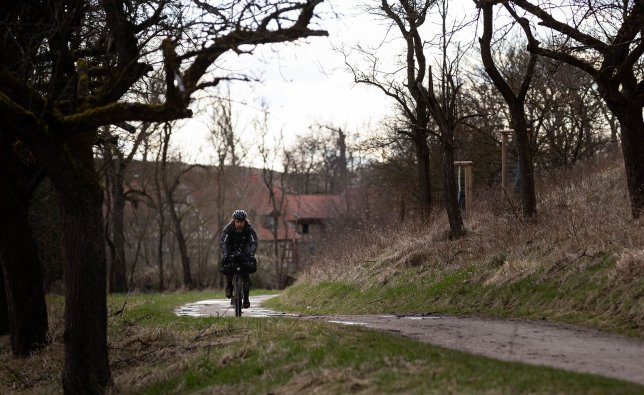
(285, 125, 350, 194)
(125, 196, 156, 289)
(361, 130, 420, 221)
(507, 0, 644, 218)
(0, 1, 327, 391)
(529, 59, 610, 167)
(416, 0, 470, 238)
(153, 134, 168, 291)
(478, 1, 538, 217)
(372, 0, 469, 237)
(344, 1, 435, 214)
(103, 123, 152, 293)
(257, 107, 291, 288)
(0, 269, 7, 335)
(0, 137, 48, 355)
(322, 126, 349, 193)
(286, 132, 321, 194)
(160, 122, 204, 289)
(208, 92, 249, 286)
(346, 0, 471, 237)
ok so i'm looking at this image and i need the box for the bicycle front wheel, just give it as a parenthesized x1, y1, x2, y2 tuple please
(233, 274, 243, 317)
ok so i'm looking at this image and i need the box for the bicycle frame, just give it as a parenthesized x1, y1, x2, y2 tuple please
(232, 269, 244, 317)
(228, 252, 247, 317)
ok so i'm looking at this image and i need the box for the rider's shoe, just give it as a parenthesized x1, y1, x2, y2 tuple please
(225, 285, 232, 298)
(243, 300, 250, 309)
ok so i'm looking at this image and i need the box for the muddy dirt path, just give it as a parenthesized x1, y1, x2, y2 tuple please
(177, 295, 644, 386)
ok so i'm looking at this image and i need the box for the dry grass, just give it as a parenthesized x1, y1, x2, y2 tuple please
(0, 294, 248, 395)
(285, 152, 643, 334)
(613, 248, 644, 279)
(301, 152, 642, 287)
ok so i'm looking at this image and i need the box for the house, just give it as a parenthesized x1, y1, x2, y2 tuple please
(120, 162, 388, 282)
(242, 174, 346, 267)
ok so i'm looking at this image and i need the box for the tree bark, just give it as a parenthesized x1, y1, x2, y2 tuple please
(0, 190, 49, 355)
(109, 157, 128, 292)
(166, 196, 193, 288)
(479, 2, 538, 217)
(602, 96, 644, 218)
(414, 129, 432, 213)
(418, 69, 465, 238)
(0, 137, 48, 355)
(511, 104, 537, 217)
(440, 132, 465, 239)
(36, 130, 111, 393)
(161, 126, 192, 288)
(107, 125, 149, 293)
(0, 268, 8, 336)
(154, 149, 166, 291)
(508, 0, 643, 218)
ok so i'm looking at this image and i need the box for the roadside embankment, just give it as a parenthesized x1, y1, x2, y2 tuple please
(269, 157, 644, 338)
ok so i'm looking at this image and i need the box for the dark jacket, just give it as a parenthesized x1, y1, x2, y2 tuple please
(220, 221, 258, 257)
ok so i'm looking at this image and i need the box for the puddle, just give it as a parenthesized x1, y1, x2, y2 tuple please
(175, 304, 205, 317)
(327, 320, 369, 326)
(174, 294, 298, 318)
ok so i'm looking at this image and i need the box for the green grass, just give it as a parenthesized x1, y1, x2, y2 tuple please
(138, 318, 642, 395)
(2, 291, 642, 394)
(268, 253, 644, 338)
(120, 293, 641, 395)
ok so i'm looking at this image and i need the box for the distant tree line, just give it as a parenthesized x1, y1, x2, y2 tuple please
(344, 0, 643, 237)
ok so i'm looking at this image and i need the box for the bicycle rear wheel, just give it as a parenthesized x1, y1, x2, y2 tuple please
(233, 274, 243, 317)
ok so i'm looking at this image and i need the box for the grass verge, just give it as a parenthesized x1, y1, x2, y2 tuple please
(1, 291, 642, 394)
(268, 251, 643, 338)
(271, 156, 643, 339)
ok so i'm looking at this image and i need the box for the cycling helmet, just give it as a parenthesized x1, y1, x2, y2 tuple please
(232, 209, 247, 220)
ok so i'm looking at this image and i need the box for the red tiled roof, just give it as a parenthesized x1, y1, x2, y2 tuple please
(283, 194, 345, 221)
(122, 162, 358, 242)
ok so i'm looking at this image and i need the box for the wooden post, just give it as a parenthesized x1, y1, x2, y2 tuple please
(500, 130, 513, 199)
(454, 161, 473, 210)
(465, 164, 473, 210)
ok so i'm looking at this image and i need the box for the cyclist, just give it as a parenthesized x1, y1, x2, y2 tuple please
(220, 209, 258, 308)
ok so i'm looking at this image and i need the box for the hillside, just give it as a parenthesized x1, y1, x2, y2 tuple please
(270, 153, 644, 338)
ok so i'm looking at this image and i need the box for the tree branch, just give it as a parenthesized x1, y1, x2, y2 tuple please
(511, 0, 608, 52)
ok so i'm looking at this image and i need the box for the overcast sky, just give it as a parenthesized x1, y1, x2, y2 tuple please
(173, 1, 387, 165)
(173, 0, 474, 165)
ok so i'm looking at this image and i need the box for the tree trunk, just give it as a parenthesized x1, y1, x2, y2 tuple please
(109, 157, 128, 292)
(156, 215, 165, 291)
(0, 192, 49, 355)
(0, 140, 48, 355)
(160, 126, 192, 289)
(215, 167, 226, 289)
(609, 102, 644, 218)
(440, 132, 465, 239)
(511, 104, 537, 217)
(166, 199, 192, 288)
(479, 2, 538, 218)
(38, 131, 111, 393)
(154, 157, 166, 291)
(414, 130, 432, 213)
(0, 268, 8, 336)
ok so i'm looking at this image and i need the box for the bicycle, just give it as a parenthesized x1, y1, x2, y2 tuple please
(227, 251, 248, 317)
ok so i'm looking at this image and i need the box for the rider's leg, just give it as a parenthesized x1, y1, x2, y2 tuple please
(225, 274, 233, 298)
(242, 273, 251, 308)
